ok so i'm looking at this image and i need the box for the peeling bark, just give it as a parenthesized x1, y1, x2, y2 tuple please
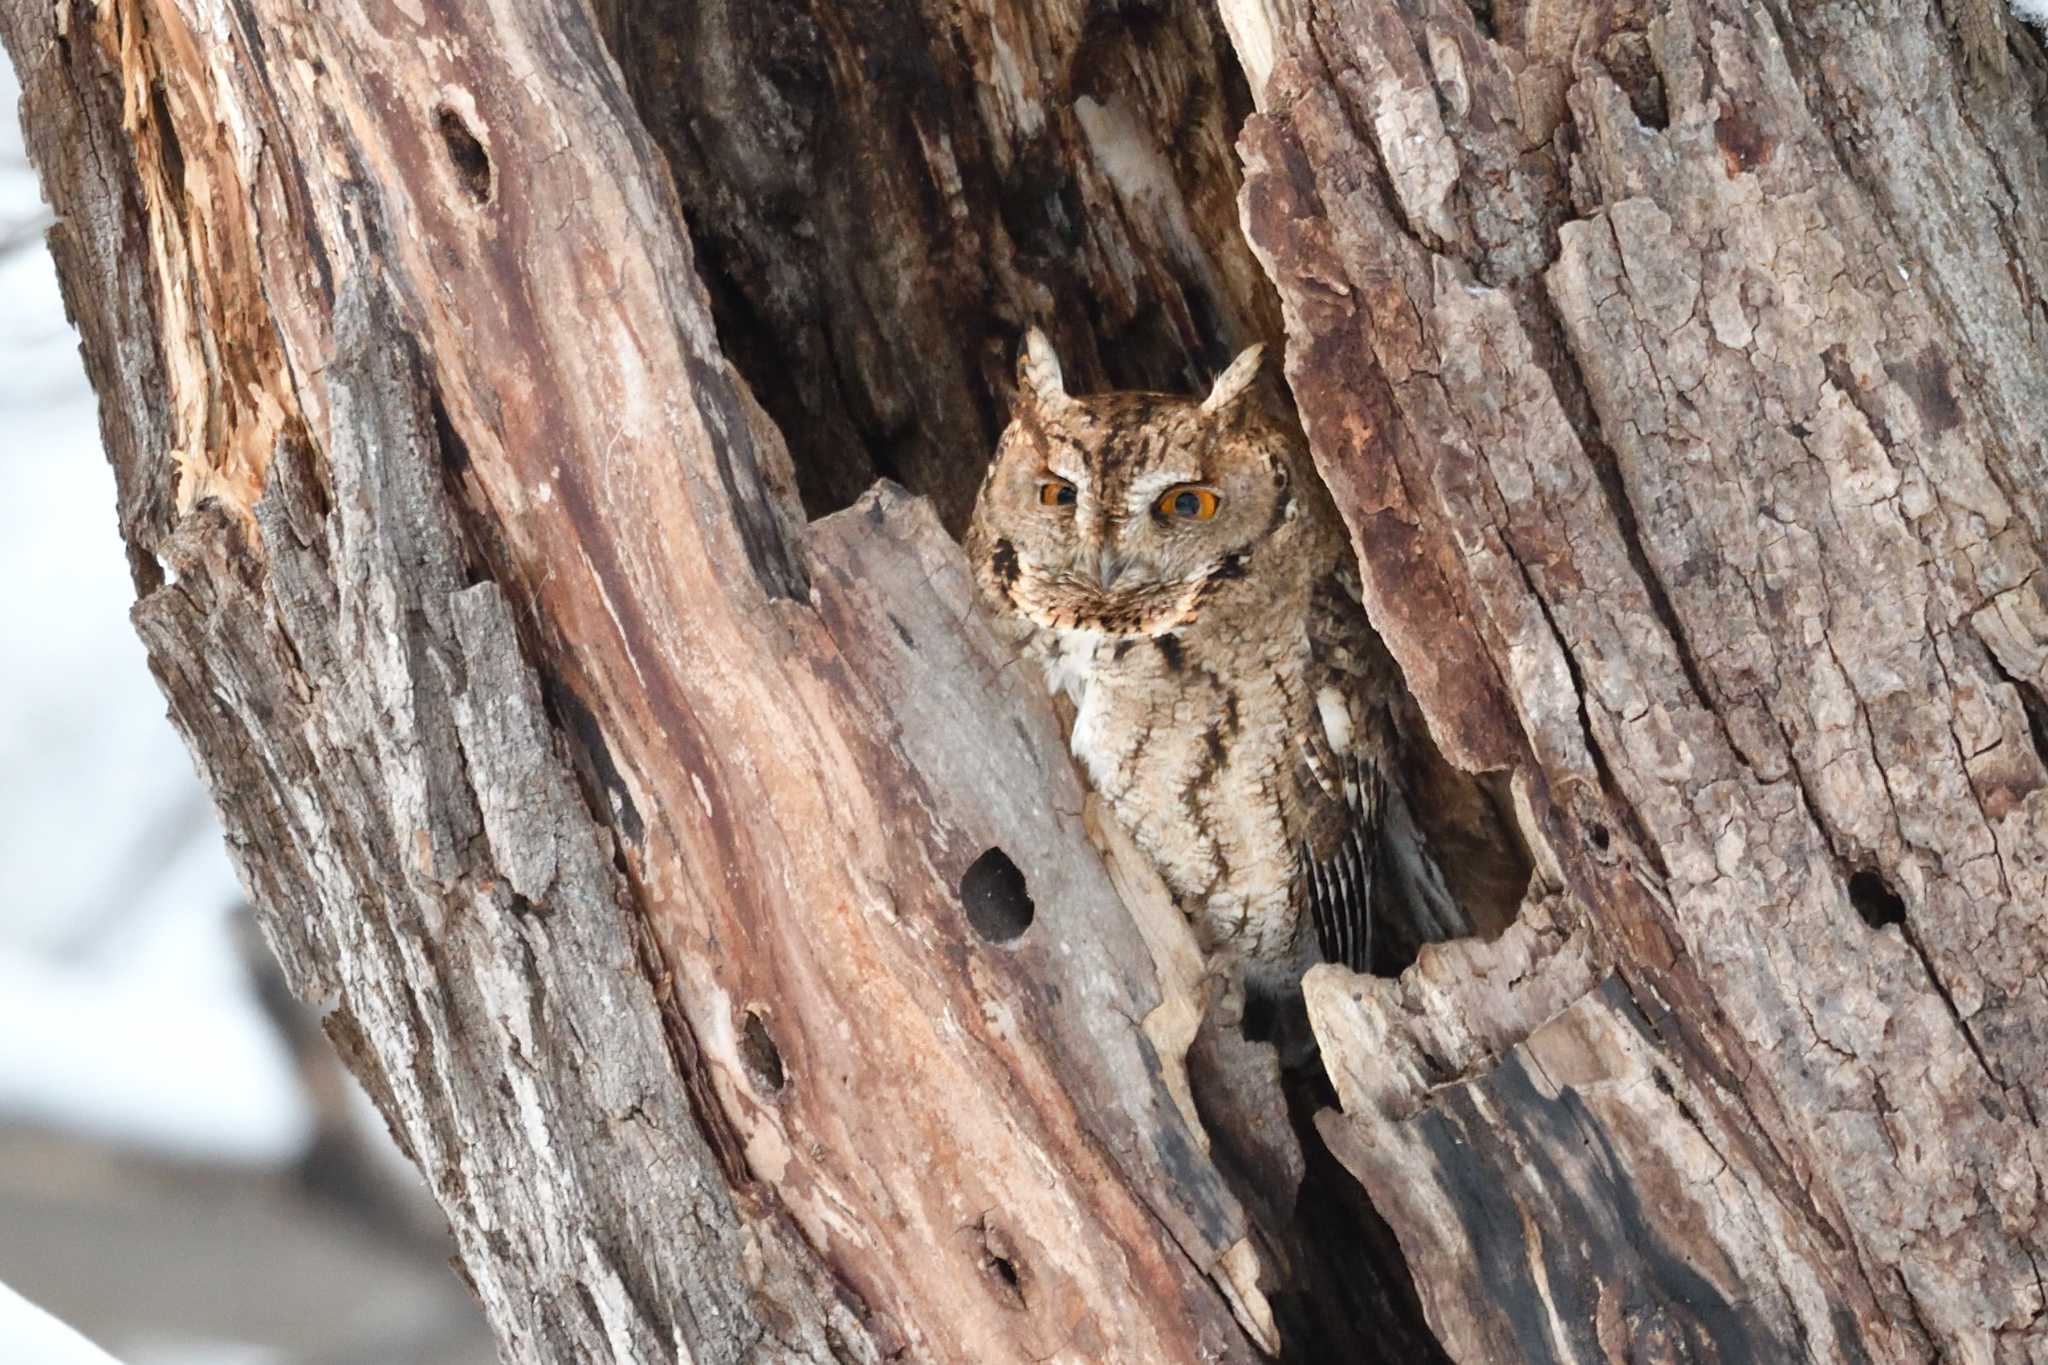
(1235, 0, 2048, 1357)
(8, 0, 2048, 1359)
(3, 2, 1271, 1358)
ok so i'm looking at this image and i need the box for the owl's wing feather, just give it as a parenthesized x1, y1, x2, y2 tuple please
(1298, 751, 1385, 973)
(1295, 567, 1396, 974)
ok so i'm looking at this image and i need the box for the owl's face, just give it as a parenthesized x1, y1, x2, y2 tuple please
(972, 332, 1297, 638)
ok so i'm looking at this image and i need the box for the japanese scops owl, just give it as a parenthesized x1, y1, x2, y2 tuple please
(965, 329, 1400, 1019)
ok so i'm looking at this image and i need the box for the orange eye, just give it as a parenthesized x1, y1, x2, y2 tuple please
(1039, 479, 1078, 508)
(1158, 485, 1220, 521)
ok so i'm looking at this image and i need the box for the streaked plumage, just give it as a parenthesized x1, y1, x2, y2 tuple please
(965, 330, 1398, 1006)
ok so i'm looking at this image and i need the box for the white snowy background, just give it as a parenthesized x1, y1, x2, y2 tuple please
(2, 52, 490, 1365)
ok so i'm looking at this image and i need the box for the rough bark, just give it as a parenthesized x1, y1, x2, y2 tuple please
(1, 1, 1272, 1359)
(8, 0, 2048, 1360)
(1231, 0, 2048, 1357)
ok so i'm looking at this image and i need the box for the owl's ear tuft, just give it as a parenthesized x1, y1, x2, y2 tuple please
(1017, 328, 1072, 412)
(1200, 343, 1266, 415)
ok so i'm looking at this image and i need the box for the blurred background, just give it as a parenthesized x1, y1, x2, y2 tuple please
(2, 53, 493, 1365)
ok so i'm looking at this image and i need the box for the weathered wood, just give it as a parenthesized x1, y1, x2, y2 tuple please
(2, 0, 1279, 1359)
(13, 0, 2048, 1357)
(1230, 0, 2048, 1356)
(593, 0, 1285, 531)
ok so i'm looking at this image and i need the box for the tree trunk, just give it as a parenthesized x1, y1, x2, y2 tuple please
(6, 0, 2047, 1360)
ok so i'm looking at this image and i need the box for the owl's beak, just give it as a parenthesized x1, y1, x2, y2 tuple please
(1095, 550, 1129, 591)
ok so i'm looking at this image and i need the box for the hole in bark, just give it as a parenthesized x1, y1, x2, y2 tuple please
(148, 81, 189, 232)
(1590, 27, 1668, 130)
(986, 1252, 1020, 1293)
(1589, 822, 1612, 852)
(1849, 870, 1907, 930)
(436, 106, 493, 203)
(1977, 632, 2048, 771)
(976, 1218, 1028, 1309)
(739, 1009, 786, 1093)
(960, 848, 1034, 943)
(429, 386, 472, 476)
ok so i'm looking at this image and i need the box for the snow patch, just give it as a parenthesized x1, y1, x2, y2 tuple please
(0, 1280, 125, 1365)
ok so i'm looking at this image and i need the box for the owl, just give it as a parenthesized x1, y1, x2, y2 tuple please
(966, 329, 1402, 1017)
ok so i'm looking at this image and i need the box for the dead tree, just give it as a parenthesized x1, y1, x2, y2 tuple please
(6, 0, 2048, 1358)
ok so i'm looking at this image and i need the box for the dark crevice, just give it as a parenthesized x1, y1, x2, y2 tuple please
(1582, 429, 1721, 758)
(1847, 868, 1906, 930)
(1898, 912, 2004, 1089)
(597, 0, 1272, 533)
(628, 900, 757, 1193)
(1774, 708, 1856, 871)
(429, 384, 473, 477)
(739, 1009, 787, 1094)
(1189, 1041, 1449, 1363)
(1281, 1068, 1448, 1363)
(435, 105, 493, 204)
(1978, 628, 2048, 770)
(1499, 531, 1663, 878)
(148, 80, 190, 233)
(541, 675, 646, 849)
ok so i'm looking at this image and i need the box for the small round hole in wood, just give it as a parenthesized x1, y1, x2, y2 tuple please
(738, 1009, 785, 1093)
(960, 847, 1034, 943)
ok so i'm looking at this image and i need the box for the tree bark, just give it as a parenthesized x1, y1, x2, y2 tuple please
(1228, 2, 2048, 1357)
(6, 0, 2048, 1361)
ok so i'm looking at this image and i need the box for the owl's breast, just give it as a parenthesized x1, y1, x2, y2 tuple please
(1062, 634, 1323, 985)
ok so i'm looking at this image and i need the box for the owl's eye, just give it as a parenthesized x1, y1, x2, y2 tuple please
(1158, 485, 1220, 521)
(1039, 479, 1078, 508)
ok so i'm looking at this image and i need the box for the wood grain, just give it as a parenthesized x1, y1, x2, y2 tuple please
(1231, 0, 2048, 1356)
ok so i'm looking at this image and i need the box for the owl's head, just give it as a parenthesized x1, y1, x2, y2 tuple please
(969, 328, 1304, 638)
